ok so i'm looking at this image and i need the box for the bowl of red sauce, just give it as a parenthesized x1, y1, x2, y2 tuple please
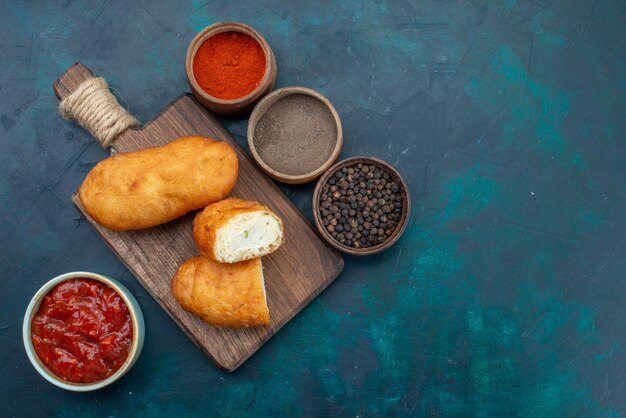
(23, 272, 145, 391)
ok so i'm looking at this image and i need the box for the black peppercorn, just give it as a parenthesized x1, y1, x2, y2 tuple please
(319, 162, 404, 249)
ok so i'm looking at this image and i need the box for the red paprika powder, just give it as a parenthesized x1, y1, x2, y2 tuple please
(192, 31, 266, 100)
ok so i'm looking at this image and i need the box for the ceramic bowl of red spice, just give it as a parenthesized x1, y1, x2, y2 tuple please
(23, 271, 145, 391)
(186, 21, 277, 115)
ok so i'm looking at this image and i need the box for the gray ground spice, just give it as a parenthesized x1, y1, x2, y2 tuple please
(252, 94, 337, 176)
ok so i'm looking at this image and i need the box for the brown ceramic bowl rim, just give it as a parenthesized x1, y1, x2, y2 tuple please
(186, 21, 274, 105)
(247, 86, 343, 184)
(312, 156, 411, 256)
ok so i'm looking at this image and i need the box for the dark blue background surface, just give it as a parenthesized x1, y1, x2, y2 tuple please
(1, 0, 626, 416)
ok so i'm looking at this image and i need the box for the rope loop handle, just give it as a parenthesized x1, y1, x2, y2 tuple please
(59, 77, 139, 148)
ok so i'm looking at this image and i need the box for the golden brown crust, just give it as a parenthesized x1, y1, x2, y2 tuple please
(193, 197, 284, 261)
(78, 136, 238, 230)
(170, 256, 197, 312)
(171, 256, 270, 327)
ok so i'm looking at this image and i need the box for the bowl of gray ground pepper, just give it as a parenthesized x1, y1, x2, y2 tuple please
(313, 156, 411, 256)
(248, 86, 343, 184)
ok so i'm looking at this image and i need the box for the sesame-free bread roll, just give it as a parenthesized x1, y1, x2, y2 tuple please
(171, 256, 270, 327)
(79, 136, 238, 230)
(193, 198, 284, 263)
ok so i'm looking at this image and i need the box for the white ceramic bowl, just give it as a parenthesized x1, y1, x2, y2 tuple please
(23, 271, 145, 391)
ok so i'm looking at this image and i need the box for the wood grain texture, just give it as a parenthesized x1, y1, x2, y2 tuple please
(53, 63, 344, 371)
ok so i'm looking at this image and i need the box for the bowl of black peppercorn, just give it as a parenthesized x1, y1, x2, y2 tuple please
(313, 156, 411, 256)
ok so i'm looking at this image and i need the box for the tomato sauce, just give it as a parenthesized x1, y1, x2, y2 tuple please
(31, 279, 133, 383)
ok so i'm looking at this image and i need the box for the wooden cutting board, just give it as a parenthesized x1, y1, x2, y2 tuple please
(53, 63, 344, 371)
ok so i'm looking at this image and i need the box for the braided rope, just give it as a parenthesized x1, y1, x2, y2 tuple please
(59, 77, 139, 148)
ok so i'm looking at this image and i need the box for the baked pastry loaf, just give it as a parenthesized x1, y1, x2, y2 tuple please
(171, 256, 270, 327)
(79, 136, 238, 230)
(193, 198, 284, 263)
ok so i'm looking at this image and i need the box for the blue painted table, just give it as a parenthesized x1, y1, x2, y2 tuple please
(1, 1, 625, 416)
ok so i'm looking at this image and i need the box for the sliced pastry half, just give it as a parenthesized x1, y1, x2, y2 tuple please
(171, 256, 269, 327)
(193, 197, 284, 263)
